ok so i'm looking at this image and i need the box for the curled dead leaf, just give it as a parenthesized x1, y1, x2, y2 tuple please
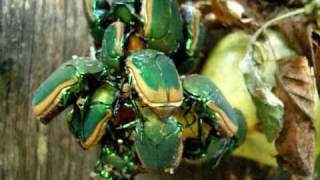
(276, 17, 310, 59)
(211, 0, 252, 27)
(275, 56, 315, 177)
(239, 29, 296, 142)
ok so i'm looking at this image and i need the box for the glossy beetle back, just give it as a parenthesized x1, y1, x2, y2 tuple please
(84, 0, 110, 44)
(110, 0, 139, 24)
(176, 3, 206, 73)
(135, 114, 183, 172)
(183, 74, 238, 126)
(140, 0, 183, 54)
(126, 49, 183, 108)
(32, 58, 106, 123)
(68, 85, 117, 149)
(101, 21, 126, 73)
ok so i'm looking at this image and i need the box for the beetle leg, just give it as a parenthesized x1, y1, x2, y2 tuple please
(177, 102, 202, 140)
(115, 120, 138, 130)
(182, 104, 197, 127)
(205, 136, 236, 167)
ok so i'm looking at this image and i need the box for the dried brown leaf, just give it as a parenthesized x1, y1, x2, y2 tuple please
(275, 56, 315, 177)
(278, 18, 320, 108)
(309, 28, 320, 97)
(276, 17, 311, 59)
(211, 0, 252, 27)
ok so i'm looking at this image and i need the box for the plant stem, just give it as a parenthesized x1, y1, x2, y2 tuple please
(251, 8, 305, 44)
(246, 7, 305, 57)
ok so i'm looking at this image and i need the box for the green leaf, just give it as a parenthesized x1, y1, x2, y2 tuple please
(241, 61, 284, 141)
(240, 29, 295, 142)
(252, 93, 283, 141)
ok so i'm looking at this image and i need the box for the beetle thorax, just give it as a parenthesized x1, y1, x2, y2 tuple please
(136, 99, 178, 119)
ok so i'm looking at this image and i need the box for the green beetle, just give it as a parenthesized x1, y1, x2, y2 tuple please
(182, 74, 239, 137)
(175, 2, 206, 73)
(67, 84, 118, 149)
(32, 58, 107, 123)
(100, 21, 127, 74)
(84, 0, 111, 45)
(134, 107, 183, 173)
(100, 20, 146, 75)
(176, 74, 246, 162)
(140, 0, 184, 55)
(125, 49, 183, 118)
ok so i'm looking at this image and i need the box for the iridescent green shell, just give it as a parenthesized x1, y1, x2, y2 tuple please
(140, 0, 183, 54)
(101, 21, 126, 73)
(68, 85, 117, 149)
(32, 58, 106, 123)
(182, 74, 239, 128)
(126, 49, 183, 107)
(109, 0, 139, 24)
(83, 0, 110, 43)
(135, 115, 183, 172)
(177, 3, 205, 73)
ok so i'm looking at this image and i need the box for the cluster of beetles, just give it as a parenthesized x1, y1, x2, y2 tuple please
(32, 0, 247, 179)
